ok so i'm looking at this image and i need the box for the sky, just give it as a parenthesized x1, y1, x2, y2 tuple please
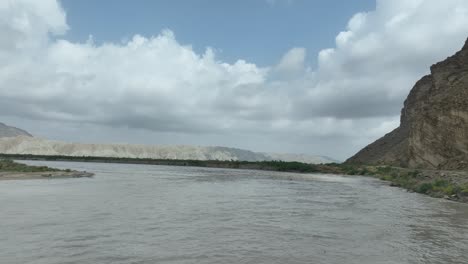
(60, 0, 375, 67)
(0, 0, 467, 160)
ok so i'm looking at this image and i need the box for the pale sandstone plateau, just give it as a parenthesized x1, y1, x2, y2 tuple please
(0, 124, 335, 164)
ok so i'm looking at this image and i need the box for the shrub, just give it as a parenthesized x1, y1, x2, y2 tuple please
(434, 179, 449, 188)
(416, 183, 434, 194)
(376, 166, 393, 174)
(407, 170, 421, 178)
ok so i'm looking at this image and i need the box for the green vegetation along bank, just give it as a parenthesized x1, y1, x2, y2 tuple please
(338, 164, 468, 203)
(1, 153, 467, 202)
(0, 159, 93, 180)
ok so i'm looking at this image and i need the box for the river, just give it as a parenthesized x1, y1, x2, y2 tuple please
(1, 160, 467, 264)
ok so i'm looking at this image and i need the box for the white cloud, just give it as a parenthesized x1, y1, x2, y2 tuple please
(273, 47, 307, 79)
(0, 0, 66, 56)
(0, 0, 467, 159)
(306, 0, 468, 118)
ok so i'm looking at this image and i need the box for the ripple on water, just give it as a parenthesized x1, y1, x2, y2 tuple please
(0, 160, 467, 264)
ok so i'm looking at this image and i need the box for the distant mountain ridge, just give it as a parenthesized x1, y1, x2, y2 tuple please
(0, 135, 335, 164)
(0, 122, 32, 138)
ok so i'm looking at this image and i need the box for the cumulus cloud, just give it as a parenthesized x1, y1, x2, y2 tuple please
(293, 0, 468, 120)
(273, 47, 307, 79)
(0, 0, 468, 159)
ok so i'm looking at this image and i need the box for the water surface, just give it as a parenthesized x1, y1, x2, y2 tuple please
(1, 160, 467, 264)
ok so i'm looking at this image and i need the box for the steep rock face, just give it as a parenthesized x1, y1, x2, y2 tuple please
(347, 39, 468, 170)
(0, 122, 32, 138)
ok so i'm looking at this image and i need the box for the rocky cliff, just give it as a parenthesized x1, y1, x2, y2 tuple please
(0, 122, 32, 138)
(347, 38, 468, 170)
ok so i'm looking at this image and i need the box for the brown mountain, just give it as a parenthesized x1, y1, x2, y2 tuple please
(347, 38, 468, 170)
(0, 122, 32, 138)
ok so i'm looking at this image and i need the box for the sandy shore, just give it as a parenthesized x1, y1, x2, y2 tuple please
(0, 171, 94, 180)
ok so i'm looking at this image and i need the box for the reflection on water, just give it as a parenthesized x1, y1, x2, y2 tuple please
(0, 160, 467, 264)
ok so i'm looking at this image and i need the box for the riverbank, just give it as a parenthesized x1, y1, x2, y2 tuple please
(338, 165, 468, 203)
(1, 154, 467, 202)
(0, 159, 93, 180)
(0, 171, 94, 180)
(0, 153, 343, 173)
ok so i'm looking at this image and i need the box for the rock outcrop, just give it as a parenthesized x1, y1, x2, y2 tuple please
(347, 38, 468, 170)
(0, 136, 335, 164)
(0, 122, 32, 138)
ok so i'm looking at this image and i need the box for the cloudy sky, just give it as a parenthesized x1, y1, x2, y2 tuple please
(0, 0, 467, 160)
